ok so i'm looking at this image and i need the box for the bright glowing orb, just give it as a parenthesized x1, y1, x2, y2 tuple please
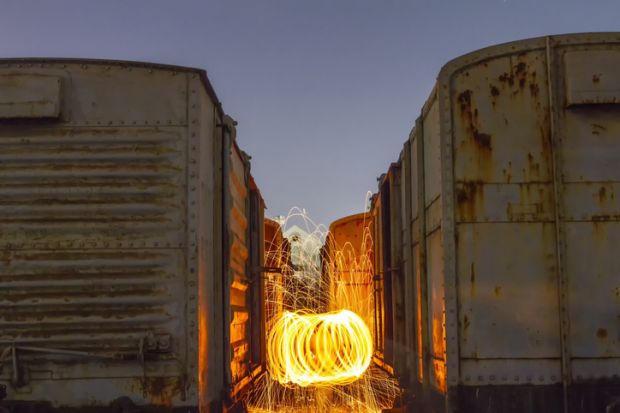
(267, 309, 373, 387)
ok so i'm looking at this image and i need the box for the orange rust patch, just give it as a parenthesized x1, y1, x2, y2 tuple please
(141, 376, 184, 406)
(457, 89, 493, 151)
(499, 72, 515, 87)
(456, 181, 483, 203)
(473, 131, 492, 150)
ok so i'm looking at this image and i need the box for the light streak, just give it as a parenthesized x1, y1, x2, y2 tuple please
(246, 205, 400, 413)
(267, 309, 373, 387)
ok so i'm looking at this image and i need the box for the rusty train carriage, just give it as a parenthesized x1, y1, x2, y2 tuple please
(0, 59, 265, 412)
(263, 219, 284, 330)
(263, 219, 292, 331)
(323, 213, 374, 335)
(371, 33, 620, 413)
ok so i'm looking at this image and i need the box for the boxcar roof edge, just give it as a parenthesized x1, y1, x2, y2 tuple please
(0, 57, 226, 119)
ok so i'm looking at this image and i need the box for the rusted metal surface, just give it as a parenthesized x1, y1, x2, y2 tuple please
(264, 218, 286, 330)
(0, 74, 61, 119)
(227, 140, 265, 403)
(0, 59, 263, 411)
(371, 33, 620, 412)
(565, 50, 620, 106)
(324, 213, 374, 336)
(228, 142, 251, 388)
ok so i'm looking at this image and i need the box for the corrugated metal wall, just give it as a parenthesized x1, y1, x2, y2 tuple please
(0, 60, 265, 411)
(0, 62, 192, 407)
(227, 142, 266, 400)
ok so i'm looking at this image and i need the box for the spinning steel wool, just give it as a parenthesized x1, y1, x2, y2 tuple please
(267, 309, 373, 387)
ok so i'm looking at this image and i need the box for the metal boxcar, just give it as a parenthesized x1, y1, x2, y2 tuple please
(323, 213, 374, 334)
(263, 218, 287, 331)
(0, 59, 266, 413)
(372, 33, 620, 413)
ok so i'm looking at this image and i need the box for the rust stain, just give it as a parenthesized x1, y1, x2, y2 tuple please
(458, 89, 473, 112)
(593, 74, 601, 84)
(502, 167, 512, 183)
(140, 376, 184, 406)
(494, 286, 502, 297)
(599, 186, 608, 204)
(592, 123, 607, 135)
(457, 89, 493, 152)
(499, 72, 515, 87)
(456, 181, 485, 221)
(498, 61, 534, 96)
(527, 152, 541, 178)
(597, 328, 608, 339)
(473, 131, 492, 150)
(490, 85, 500, 97)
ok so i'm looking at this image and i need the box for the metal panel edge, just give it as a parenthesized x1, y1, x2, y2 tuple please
(0, 58, 226, 120)
(186, 73, 200, 405)
(437, 64, 459, 413)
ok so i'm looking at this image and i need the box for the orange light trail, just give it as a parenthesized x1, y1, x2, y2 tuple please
(267, 309, 373, 387)
(246, 206, 399, 413)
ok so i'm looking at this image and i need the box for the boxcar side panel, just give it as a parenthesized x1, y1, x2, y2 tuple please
(422, 100, 447, 394)
(194, 78, 223, 409)
(559, 45, 620, 378)
(228, 143, 251, 394)
(326, 214, 374, 330)
(450, 47, 563, 388)
(0, 63, 191, 407)
(388, 166, 405, 376)
(399, 141, 417, 388)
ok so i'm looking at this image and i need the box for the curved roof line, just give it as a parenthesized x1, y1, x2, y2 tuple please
(438, 31, 620, 80)
(0, 57, 225, 118)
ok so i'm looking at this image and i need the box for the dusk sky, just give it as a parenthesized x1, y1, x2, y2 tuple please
(1, 0, 619, 225)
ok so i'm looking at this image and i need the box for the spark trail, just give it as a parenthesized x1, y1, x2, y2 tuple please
(246, 205, 399, 413)
(267, 309, 373, 387)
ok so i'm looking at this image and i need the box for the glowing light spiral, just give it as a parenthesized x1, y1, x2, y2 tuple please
(267, 309, 373, 387)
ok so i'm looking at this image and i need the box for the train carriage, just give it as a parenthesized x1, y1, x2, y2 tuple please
(0, 59, 265, 413)
(371, 33, 620, 413)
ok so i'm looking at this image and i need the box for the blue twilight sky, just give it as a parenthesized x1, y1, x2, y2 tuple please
(1, 0, 618, 226)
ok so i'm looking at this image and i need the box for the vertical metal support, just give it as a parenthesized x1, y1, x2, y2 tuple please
(389, 165, 403, 376)
(416, 115, 431, 393)
(381, 180, 394, 364)
(10, 346, 19, 387)
(546, 36, 571, 413)
(185, 74, 200, 404)
(372, 200, 384, 354)
(438, 76, 460, 412)
(221, 120, 233, 400)
(401, 139, 416, 389)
